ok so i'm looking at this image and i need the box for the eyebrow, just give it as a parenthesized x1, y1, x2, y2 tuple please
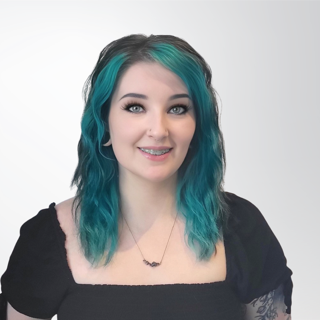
(118, 93, 191, 101)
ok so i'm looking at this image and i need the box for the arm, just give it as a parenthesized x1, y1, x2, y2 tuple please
(243, 283, 291, 320)
(7, 302, 52, 320)
(0, 206, 67, 320)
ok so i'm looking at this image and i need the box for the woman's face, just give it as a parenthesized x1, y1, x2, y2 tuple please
(108, 61, 196, 183)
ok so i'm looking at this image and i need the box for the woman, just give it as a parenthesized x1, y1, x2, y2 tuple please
(0, 34, 293, 320)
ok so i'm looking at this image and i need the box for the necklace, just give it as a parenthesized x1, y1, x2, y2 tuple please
(121, 211, 179, 267)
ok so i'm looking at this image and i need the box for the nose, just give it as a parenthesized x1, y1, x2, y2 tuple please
(147, 112, 169, 140)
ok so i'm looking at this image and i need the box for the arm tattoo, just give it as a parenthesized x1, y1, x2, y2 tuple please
(243, 283, 291, 320)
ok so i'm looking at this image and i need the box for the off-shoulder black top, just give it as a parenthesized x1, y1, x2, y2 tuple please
(0, 192, 293, 320)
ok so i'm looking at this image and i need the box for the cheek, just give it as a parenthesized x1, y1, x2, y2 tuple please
(177, 121, 196, 145)
(109, 117, 136, 142)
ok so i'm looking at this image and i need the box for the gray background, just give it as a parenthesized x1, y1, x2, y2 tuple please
(1, 1, 319, 319)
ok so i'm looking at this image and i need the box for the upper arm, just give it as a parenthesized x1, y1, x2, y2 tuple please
(7, 302, 52, 320)
(1, 205, 69, 319)
(223, 193, 293, 317)
(243, 283, 291, 320)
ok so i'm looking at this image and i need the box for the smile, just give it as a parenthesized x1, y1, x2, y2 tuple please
(138, 148, 173, 161)
(138, 147, 171, 155)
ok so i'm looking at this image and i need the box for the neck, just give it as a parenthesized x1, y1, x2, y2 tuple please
(118, 172, 179, 236)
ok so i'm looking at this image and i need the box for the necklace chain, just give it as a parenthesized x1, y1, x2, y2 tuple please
(121, 211, 179, 267)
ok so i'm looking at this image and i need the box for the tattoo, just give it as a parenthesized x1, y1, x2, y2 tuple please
(243, 283, 291, 320)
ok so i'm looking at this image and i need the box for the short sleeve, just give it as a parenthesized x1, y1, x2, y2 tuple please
(223, 192, 293, 315)
(0, 204, 70, 319)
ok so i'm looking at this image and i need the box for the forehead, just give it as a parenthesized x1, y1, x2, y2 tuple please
(111, 61, 189, 101)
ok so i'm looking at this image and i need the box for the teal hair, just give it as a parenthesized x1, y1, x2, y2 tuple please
(70, 34, 231, 268)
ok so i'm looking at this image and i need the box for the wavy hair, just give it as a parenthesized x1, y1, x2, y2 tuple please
(70, 34, 231, 268)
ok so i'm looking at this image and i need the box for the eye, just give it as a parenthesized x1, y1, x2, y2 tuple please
(121, 101, 192, 115)
(122, 103, 144, 113)
(170, 105, 188, 115)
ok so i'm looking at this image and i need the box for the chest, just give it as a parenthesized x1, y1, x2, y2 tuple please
(58, 206, 227, 286)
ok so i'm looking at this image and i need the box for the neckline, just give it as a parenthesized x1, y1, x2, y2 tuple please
(48, 202, 229, 289)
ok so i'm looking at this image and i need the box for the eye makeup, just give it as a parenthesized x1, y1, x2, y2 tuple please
(120, 100, 192, 115)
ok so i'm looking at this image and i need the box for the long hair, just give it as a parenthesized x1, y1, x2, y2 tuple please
(70, 34, 231, 268)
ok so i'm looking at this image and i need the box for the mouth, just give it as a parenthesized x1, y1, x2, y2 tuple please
(137, 147, 173, 155)
(137, 147, 173, 161)
(137, 147, 173, 150)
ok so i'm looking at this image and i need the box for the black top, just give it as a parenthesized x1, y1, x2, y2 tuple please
(0, 192, 293, 320)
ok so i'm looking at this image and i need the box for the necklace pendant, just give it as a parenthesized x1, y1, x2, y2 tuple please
(143, 259, 160, 267)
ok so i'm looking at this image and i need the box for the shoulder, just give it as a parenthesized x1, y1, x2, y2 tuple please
(54, 197, 76, 231)
(223, 191, 270, 237)
(0, 201, 71, 318)
(224, 191, 263, 216)
(55, 197, 76, 219)
(223, 191, 283, 259)
(223, 191, 293, 311)
(55, 196, 76, 212)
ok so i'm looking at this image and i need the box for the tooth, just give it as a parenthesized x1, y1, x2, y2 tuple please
(141, 148, 169, 155)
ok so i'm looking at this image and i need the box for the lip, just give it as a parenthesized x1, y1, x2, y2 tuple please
(138, 148, 173, 161)
(138, 146, 173, 150)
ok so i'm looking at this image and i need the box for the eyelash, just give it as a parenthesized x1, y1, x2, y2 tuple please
(120, 100, 192, 115)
